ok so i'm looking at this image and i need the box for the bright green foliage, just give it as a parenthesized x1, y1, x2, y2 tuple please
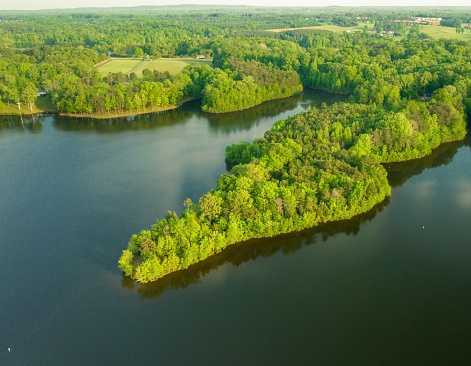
(118, 250, 134, 278)
(199, 192, 222, 224)
(121, 90, 466, 282)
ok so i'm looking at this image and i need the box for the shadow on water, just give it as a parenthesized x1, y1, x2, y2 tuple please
(123, 198, 390, 299)
(123, 134, 469, 299)
(50, 90, 339, 134)
(51, 103, 201, 133)
(2, 90, 345, 136)
(205, 97, 300, 134)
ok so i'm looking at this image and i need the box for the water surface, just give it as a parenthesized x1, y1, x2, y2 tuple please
(0, 90, 470, 365)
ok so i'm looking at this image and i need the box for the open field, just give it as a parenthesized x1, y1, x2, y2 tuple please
(267, 22, 374, 34)
(137, 58, 212, 76)
(268, 23, 471, 41)
(420, 25, 471, 40)
(267, 25, 325, 33)
(96, 58, 143, 76)
(96, 57, 212, 78)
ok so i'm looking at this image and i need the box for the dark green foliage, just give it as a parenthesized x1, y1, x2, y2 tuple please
(201, 59, 303, 113)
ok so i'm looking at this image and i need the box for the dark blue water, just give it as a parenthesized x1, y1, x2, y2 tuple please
(0, 91, 470, 365)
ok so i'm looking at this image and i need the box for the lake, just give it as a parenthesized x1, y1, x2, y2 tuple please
(0, 90, 470, 365)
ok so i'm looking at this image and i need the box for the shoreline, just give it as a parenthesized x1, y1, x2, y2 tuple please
(0, 89, 346, 120)
(59, 103, 181, 119)
(0, 98, 198, 120)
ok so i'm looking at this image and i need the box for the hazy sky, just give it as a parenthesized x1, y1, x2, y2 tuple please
(1, 0, 470, 11)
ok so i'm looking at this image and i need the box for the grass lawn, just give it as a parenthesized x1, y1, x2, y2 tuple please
(267, 23, 471, 41)
(0, 95, 57, 116)
(97, 58, 144, 77)
(97, 57, 212, 78)
(267, 25, 326, 32)
(137, 58, 212, 76)
(267, 22, 373, 34)
(420, 25, 471, 41)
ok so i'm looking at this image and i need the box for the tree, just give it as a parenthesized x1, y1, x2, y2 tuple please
(198, 192, 222, 225)
(133, 47, 144, 57)
(118, 250, 134, 277)
(22, 83, 37, 112)
(183, 198, 193, 211)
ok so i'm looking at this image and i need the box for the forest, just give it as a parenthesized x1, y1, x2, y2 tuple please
(0, 6, 470, 282)
(1, 6, 471, 115)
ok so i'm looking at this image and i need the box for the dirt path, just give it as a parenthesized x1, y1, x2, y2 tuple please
(128, 59, 149, 75)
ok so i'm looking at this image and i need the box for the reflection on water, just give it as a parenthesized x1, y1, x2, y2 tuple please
(129, 198, 389, 299)
(51, 105, 199, 132)
(128, 134, 470, 299)
(51, 90, 344, 134)
(0, 114, 46, 132)
(205, 91, 343, 134)
(386, 135, 470, 187)
(1, 89, 345, 135)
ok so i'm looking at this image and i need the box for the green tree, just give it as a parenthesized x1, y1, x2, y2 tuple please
(199, 192, 222, 225)
(183, 198, 194, 211)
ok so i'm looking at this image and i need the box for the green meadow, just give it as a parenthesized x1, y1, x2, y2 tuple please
(420, 25, 471, 40)
(97, 57, 212, 77)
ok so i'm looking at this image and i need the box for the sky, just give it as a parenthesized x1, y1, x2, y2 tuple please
(1, 0, 470, 11)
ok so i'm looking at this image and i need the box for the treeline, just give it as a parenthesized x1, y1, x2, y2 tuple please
(50, 64, 212, 115)
(1, 37, 307, 115)
(47, 58, 300, 115)
(0, 46, 104, 112)
(298, 32, 471, 105)
(3, 10, 471, 115)
(3, 7, 471, 56)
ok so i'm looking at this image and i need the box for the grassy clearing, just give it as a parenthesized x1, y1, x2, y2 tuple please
(0, 95, 57, 116)
(97, 57, 212, 78)
(267, 23, 471, 41)
(97, 58, 143, 77)
(319, 25, 361, 33)
(420, 25, 471, 41)
(267, 25, 325, 32)
(267, 22, 373, 34)
(137, 58, 212, 76)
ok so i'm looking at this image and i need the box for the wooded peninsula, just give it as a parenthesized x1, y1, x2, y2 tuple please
(1, 6, 470, 282)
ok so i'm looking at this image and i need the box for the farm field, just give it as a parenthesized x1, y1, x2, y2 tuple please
(267, 22, 374, 34)
(139, 58, 212, 76)
(96, 57, 212, 77)
(420, 25, 471, 40)
(267, 25, 325, 33)
(96, 58, 143, 76)
(268, 23, 471, 40)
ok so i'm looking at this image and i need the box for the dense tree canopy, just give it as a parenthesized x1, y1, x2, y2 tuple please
(2, 7, 471, 115)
